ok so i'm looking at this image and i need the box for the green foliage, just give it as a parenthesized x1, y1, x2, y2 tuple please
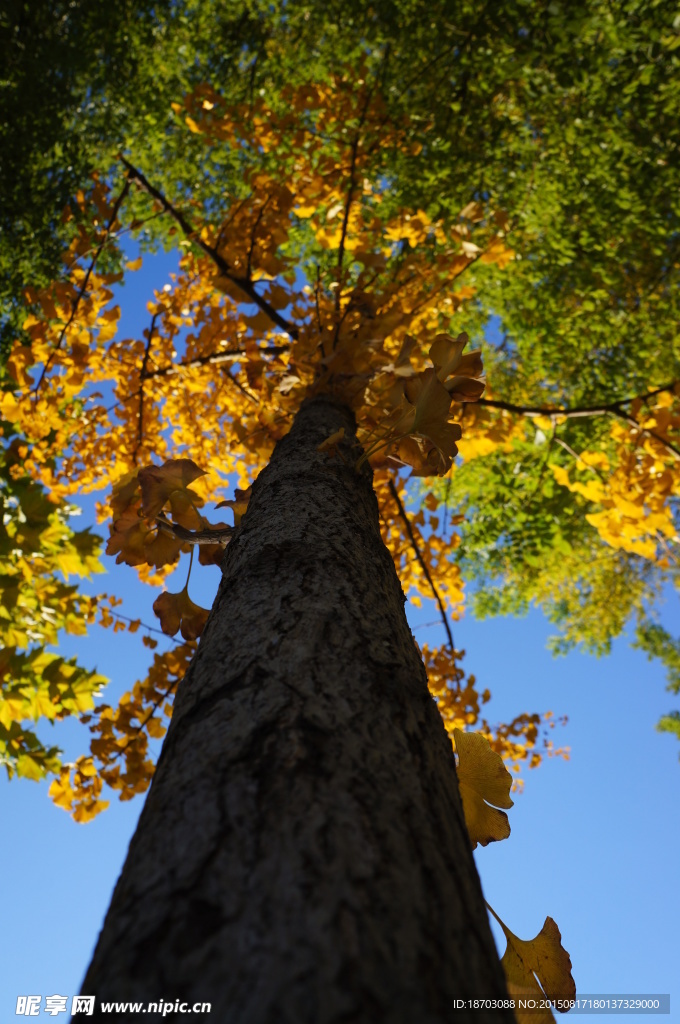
(634, 620, 680, 752)
(0, 430, 107, 780)
(4, 0, 680, 364)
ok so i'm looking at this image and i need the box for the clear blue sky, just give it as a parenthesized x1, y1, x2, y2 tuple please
(1, 250, 678, 1019)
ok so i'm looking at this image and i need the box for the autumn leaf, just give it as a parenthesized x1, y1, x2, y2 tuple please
(453, 728, 513, 849)
(428, 333, 485, 400)
(489, 907, 576, 1023)
(429, 332, 468, 380)
(106, 506, 184, 569)
(403, 369, 462, 467)
(110, 471, 142, 518)
(138, 458, 206, 523)
(215, 485, 252, 526)
(153, 587, 210, 640)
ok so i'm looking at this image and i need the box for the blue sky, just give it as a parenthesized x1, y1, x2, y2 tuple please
(1, 249, 678, 1019)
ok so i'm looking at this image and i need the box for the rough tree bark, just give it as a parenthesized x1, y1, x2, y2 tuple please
(81, 395, 512, 1023)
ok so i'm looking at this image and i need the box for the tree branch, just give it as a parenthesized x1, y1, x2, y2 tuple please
(133, 312, 158, 463)
(478, 381, 680, 460)
(120, 157, 298, 340)
(477, 381, 678, 420)
(154, 514, 233, 546)
(33, 178, 130, 393)
(387, 480, 455, 650)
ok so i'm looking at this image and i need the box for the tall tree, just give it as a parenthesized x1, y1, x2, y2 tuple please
(81, 396, 513, 1018)
(2, 0, 679, 1015)
(2, 72, 578, 1018)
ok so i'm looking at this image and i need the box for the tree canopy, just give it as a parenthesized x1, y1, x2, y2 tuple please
(1, 1, 679, 1003)
(2, 0, 678, 774)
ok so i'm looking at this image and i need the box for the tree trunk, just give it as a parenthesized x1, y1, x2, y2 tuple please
(81, 395, 512, 1023)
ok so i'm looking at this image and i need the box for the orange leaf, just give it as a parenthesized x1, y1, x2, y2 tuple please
(138, 459, 206, 520)
(153, 588, 209, 640)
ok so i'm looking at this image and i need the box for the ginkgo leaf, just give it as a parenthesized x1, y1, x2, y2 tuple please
(215, 486, 252, 525)
(459, 200, 485, 222)
(404, 369, 461, 465)
(138, 459, 206, 520)
(445, 376, 486, 402)
(429, 332, 468, 381)
(494, 911, 576, 1023)
(153, 587, 210, 640)
(106, 507, 183, 568)
(428, 333, 485, 401)
(453, 728, 513, 849)
(455, 349, 484, 379)
(110, 471, 142, 517)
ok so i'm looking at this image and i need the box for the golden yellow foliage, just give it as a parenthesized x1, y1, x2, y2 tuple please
(453, 728, 514, 850)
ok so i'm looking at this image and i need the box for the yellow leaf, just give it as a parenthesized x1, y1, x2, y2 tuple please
(578, 450, 610, 471)
(0, 391, 21, 422)
(76, 756, 98, 778)
(138, 458, 206, 523)
(146, 716, 167, 739)
(461, 240, 481, 257)
(214, 485, 252, 526)
(429, 333, 467, 381)
(73, 799, 110, 823)
(459, 201, 485, 222)
(16, 754, 44, 781)
(572, 479, 606, 503)
(49, 769, 75, 811)
(550, 464, 571, 488)
(153, 587, 209, 640)
(495, 912, 576, 1024)
(0, 697, 25, 729)
(453, 728, 513, 849)
(533, 415, 553, 432)
(7, 344, 35, 386)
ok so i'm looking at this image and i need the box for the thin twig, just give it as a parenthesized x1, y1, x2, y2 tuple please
(33, 178, 130, 393)
(133, 312, 158, 463)
(104, 608, 181, 643)
(222, 366, 259, 405)
(103, 344, 289, 416)
(335, 133, 361, 321)
(387, 479, 455, 650)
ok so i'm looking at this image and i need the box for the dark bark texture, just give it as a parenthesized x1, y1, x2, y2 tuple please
(81, 396, 512, 1023)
